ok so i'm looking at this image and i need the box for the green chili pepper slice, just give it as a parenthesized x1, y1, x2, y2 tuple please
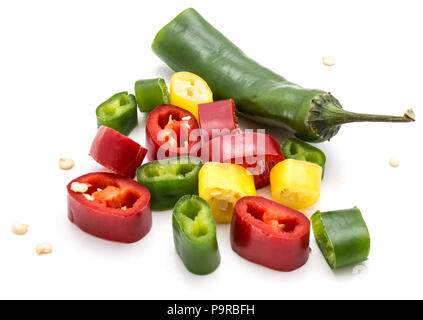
(282, 138, 326, 177)
(136, 157, 202, 211)
(134, 78, 170, 112)
(311, 207, 370, 269)
(173, 195, 221, 275)
(96, 92, 138, 136)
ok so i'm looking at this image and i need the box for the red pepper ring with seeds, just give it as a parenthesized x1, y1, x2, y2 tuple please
(146, 104, 200, 161)
(90, 126, 148, 178)
(67, 172, 152, 243)
(230, 196, 310, 271)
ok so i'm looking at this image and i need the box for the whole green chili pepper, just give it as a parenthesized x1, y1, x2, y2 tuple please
(311, 207, 370, 269)
(173, 195, 221, 275)
(282, 138, 326, 177)
(134, 78, 170, 112)
(136, 157, 202, 210)
(152, 8, 414, 142)
(96, 92, 137, 136)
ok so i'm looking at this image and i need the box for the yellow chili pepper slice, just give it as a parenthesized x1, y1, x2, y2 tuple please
(270, 159, 322, 209)
(170, 71, 213, 122)
(199, 163, 256, 223)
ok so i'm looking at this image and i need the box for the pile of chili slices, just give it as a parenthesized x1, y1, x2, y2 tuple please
(65, 70, 370, 275)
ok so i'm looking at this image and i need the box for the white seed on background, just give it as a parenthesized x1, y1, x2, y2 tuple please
(58, 158, 74, 170)
(36, 242, 53, 255)
(121, 206, 127, 211)
(322, 56, 336, 66)
(181, 116, 191, 121)
(70, 182, 91, 193)
(389, 157, 400, 167)
(11, 222, 29, 235)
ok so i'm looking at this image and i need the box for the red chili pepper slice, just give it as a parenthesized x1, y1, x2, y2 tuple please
(67, 172, 152, 243)
(198, 99, 238, 139)
(230, 196, 310, 271)
(146, 104, 200, 160)
(90, 126, 148, 178)
(200, 132, 284, 188)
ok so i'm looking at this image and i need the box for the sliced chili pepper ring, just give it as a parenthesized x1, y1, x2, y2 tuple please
(311, 207, 370, 269)
(90, 126, 148, 178)
(146, 104, 200, 161)
(172, 195, 220, 275)
(198, 99, 238, 139)
(136, 156, 203, 210)
(231, 196, 310, 271)
(67, 172, 152, 243)
(200, 132, 284, 188)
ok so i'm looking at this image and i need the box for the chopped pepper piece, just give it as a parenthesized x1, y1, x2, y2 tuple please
(96, 92, 138, 136)
(231, 196, 310, 271)
(282, 138, 326, 177)
(134, 78, 170, 112)
(136, 157, 203, 211)
(200, 132, 285, 189)
(198, 99, 238, 139)
(311, 207, 370, 269)
(170, 71, 213, 122)
(270, 159, 322, 209)
(67, 172, 152, 243)
(146, 104, 200, 160)
(199, 163, 256, 223)
(90, 126, 148, 178)
(173, 195, 221, 275)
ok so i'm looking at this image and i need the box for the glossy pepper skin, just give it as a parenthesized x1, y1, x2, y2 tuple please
(96, 92, 138, 136)
(146, 104, 200, 161)
(136, 157, 203, 211)
(311, 207, 370, 269)
(170, 71, 213, 122)
(152, 8, 414, 143)
(173, 195, 220, 275)
(231, 196, 310, 271)
(200, 132, 284, 188)
(90, 126, 148, 178)
(199, 162, 256, 223)
(270, 159, 322, 209)
(198, 99, 238, 139)
(67, 172, 152, 243)
(282, 138, 326, 177)
(135, 78, 170, 112)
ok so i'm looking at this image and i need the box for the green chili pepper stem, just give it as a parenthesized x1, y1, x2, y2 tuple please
(308, 93, 415, 140)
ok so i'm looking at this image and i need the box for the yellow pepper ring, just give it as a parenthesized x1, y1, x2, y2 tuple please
(199, 163, 256, 223)
(170, 71, 213, 122)
(270, 159, 322, 209)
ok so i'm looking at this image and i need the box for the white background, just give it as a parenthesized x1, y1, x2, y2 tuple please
(1, 0, 422, 300)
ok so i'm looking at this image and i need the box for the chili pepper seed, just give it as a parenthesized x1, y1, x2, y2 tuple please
(70, 182, 91, 193)
(59, 158, 74, 170)
(36, 242, 53, 255)
(11, 222, 29, 235)
(389, 157, 400, 167)
(322, 56, 336, 66)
